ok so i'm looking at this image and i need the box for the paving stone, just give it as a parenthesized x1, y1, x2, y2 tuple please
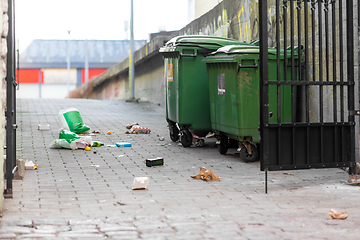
(1, 98, 360, 239)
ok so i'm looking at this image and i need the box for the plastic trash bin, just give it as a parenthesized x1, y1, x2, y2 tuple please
(159, 35, 251, 147)
(204, 45, 302, 161)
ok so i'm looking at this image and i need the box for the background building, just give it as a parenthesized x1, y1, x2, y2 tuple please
(18, 39, 146, 98)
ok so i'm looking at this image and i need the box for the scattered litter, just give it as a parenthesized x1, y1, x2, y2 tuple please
(119, 155, 125, 157)
(146, 157, 164, 167)
(14, 159, 26, 180)
(85, 146, 91, 151)
(328, 209, 348, 220)
(25, 160, 38, 170)
(38, 124, 50, 131)
(107, 145, 117, 148)
(159, 137, 165, 141)
(92, 141, 104, 147)
(49, 130, 92, 150)
(343, 174, 360, 186)
(192, 134, 205, 147)
(132, 177, 149, 190)
(114, 201, 126, 206)
(92, 164, 100, 168)
(205, 132, 215, 138)
(191, 167, 221, 181)
(92, 130, 101, 134)
(125, 123, 151, 134)
(76, 141, 88, 149)
(58, 108, 90, 134)
(126, 123, 139, 129)
(195, 139, 205, 147)
(93, 151, 97, 154)
(116, 142, 132, 147)
(107, 131, 113, 135)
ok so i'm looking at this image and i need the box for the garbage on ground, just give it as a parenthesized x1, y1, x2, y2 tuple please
(116, 142, 132, 147)
(146, 157, 164, 167)
(343, 174, 360, 186)
(191, 167, 221, 181)
(205, 132, 215, 138)
(58, 108, 90, 134)
(85, 146, 91, 151)
(132, 177, 149, 190)
(14, 159, 26, 180)
(107, 131, 113, 135)
(38, 124, 50, 131)
(159, 137, 165, 141)
(107, 145, 117, 148)
(92, 130, 101, 134)
(126, 123, 139, 129)
(92, 141, 104, 147)
(192, 134, 205, 147)
(49, 129, 92, 150)
(328, 209, 348, 220)
(125, 123, 151, 134)
(25, 160, 38, 170)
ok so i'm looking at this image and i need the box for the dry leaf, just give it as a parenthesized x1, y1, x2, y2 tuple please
(191, 167, 221, 181)
(328, 209, 348, 220)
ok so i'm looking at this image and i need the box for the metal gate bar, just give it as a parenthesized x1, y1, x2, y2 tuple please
(260, 0, 357, 191)
(5, 0, 16, 198)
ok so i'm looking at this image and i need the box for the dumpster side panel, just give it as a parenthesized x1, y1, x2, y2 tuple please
(177, 54, 212, 135)
(165, 57, 179, 123)
(237, 60, 261, 142)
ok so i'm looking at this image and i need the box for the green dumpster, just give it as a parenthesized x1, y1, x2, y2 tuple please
(159, 35, 251, 147)
(204, 45, 302, 161)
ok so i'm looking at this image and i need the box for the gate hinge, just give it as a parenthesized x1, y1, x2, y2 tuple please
(349, 110, 360, 116)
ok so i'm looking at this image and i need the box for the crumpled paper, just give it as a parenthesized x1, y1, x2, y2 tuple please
(125, 123, 151, 134)
(191, 167, 221, 181)
(328, 209, 348, 220)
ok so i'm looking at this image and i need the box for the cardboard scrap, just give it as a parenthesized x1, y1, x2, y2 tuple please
(328, 209, 348, 220)
(38, 124, 50, 131)
(191, 167, 221, 181)
(132, 177, 149, 190)
(25, 160, 38, 170)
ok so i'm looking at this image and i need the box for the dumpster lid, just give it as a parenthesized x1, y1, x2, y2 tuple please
(210, 45, 302, 58)
(160, 35, 251, 52)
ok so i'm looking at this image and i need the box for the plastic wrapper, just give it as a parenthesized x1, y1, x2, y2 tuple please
(49, 130, 92, 150)
(125, 123, 151, 134)
(58, 108, 90, 134)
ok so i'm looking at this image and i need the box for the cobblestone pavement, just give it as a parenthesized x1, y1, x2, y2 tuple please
(0, 98, 360, 239)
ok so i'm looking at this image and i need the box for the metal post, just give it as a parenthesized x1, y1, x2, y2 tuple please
(67, 30, 71, 97)
(129, 0, 135, 99)
(265, 170, 268, 194)
(85, 39, 89, 99)
(259, 0, 269, 172)
(347, 0, 356, 174)
(5, 0, 16, 198)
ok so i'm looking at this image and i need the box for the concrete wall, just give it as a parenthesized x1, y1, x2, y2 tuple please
(195, 0, 223, 19)
(0, 0, 7, 216)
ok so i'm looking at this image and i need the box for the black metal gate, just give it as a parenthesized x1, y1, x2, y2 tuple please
(259, 0, 357, 188)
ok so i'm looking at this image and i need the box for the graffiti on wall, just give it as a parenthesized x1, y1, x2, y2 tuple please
(182, 1, 308, 48)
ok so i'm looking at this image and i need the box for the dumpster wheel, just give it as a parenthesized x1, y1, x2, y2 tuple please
(169, 123, 180, 142)
(218, 135, 228, 155)
(239, 142, 258, 163)
(180, 129, 193, 147)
